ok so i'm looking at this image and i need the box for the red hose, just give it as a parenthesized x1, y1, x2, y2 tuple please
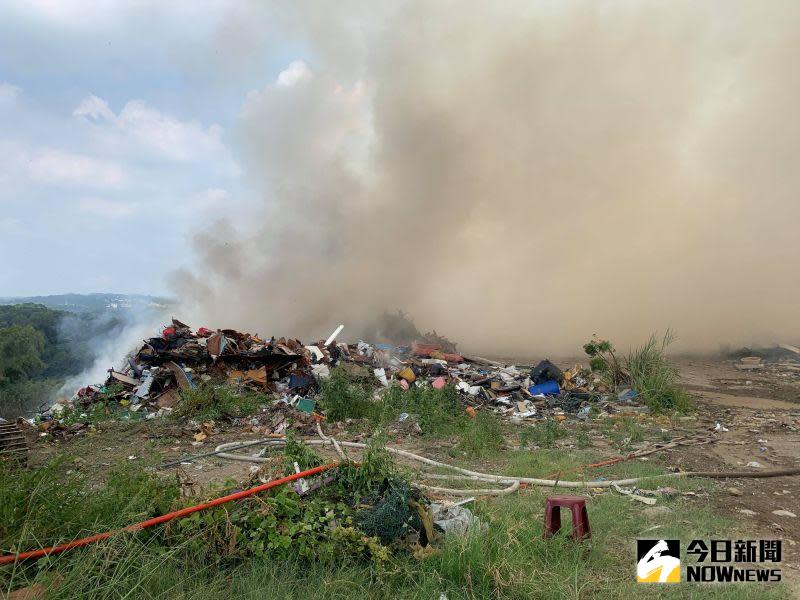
(0, 462, 339, 566)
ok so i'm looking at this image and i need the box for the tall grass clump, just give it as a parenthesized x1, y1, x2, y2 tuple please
(382, 383, 466, 436)
(456, 410, 504, 458)
(626, 330, 692, 412)
(171, 383, 267, 420)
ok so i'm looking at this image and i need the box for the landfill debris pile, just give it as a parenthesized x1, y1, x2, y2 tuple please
(32, 319, 654, 436)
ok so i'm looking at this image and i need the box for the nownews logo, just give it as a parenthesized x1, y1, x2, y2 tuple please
(637, 540, 680, 583)
(637, 539, 782, 584)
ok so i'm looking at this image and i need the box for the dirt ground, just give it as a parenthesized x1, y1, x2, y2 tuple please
(672, 357, 800, 576)
(21, 355, 800, 586)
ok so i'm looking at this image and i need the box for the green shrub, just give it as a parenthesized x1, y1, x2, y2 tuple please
(176, 488, 388, 568)
(334, 432, 398, 499)
(583, 335, 627, 385)
(171, 383, 267, 420)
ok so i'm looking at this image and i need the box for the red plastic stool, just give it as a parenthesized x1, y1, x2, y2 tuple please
(544, 496, 591, 540)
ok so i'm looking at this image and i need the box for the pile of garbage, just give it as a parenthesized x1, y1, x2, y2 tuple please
(35, 318, 651, 433)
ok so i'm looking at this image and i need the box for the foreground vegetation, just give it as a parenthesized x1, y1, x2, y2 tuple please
(1, 441, 785, 599)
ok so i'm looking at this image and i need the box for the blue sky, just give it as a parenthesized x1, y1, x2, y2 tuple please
(0, 1, 304, 296)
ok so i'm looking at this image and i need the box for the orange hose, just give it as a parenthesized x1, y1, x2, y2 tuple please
(0, 462, 339, 566)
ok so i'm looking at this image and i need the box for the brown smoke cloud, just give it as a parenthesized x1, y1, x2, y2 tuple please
(172, 0, 800, 356)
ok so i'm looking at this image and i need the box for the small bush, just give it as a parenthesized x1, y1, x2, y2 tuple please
(177, 488, 389, 568)
(335, 432, 398, 499)
(583, 336, 627, 385)
(171, 383, 267, 420)
(626, 330, 693, 412)
(520, 419, 567, 449)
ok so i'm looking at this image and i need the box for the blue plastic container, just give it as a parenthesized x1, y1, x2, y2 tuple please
(528, 380, 560, 396)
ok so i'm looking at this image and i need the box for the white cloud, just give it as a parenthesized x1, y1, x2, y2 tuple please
(27, 149, 125, 188)
(74, 94, 227, 162)
(78, 196, 136, 218)
(276, 60, 312, 87)
(0, 82, 21, 104)
(0, 216, 28, 235)
(73, 94, 114, 121)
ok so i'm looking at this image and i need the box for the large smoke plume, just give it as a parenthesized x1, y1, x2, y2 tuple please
(172, 1, 800, 356)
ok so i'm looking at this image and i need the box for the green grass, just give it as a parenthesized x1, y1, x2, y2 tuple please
(520, 419, 569, 449)
(171, 383, 268, 420)
(575, 428, 592, 449)
(319, 366, 380, 422)
(605, 416, 646, 447)
(453, 410, 504, 459)
(1, 445, 787, 600)
(382, 382, 466, 436)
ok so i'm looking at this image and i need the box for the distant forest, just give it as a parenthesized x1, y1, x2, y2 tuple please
(0, 296, 168, 419)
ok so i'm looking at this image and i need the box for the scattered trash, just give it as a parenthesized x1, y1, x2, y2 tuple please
(430, 502, 479, 535)
(530, 360, 563, 385)
(612, 483, 657, 505)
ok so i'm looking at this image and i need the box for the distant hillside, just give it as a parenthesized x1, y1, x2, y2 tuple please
(0, 294, 173, 418)
(0, 293, 173, 314)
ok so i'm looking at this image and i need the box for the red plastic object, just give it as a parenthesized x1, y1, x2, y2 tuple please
(544, 496, 591, 540)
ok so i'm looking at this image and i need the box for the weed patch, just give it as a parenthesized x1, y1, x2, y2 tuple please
(171, 383, 267, 420)
(455, 411, 504, 458)
(318, 366, 379, 422)
(519, 418, 567, 449)
(382, 383, 466, 436)
(282, 430, 326, 474)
